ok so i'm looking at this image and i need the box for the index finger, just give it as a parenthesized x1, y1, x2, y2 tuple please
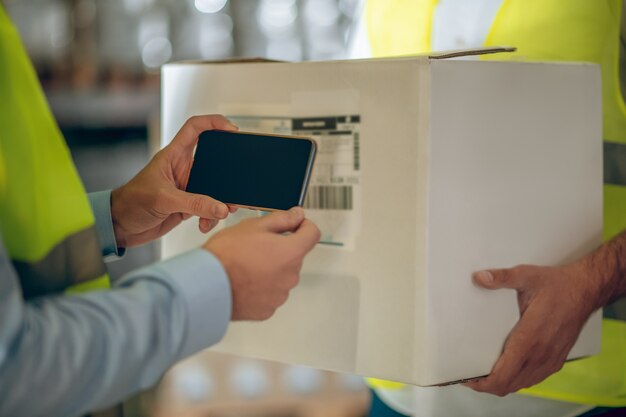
(465, 350, 524, 395)
(288, 219, 321, 253)
(170, 115, 238, 150)
(466, 305, 544, 395)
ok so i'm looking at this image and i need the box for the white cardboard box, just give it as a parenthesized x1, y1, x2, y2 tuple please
(161, 51, 603, 386)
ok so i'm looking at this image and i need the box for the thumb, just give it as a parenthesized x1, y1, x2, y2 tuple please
(473, 269, 521, 290)
(260, 207, 305, 233)
(170, 115, 239, 151)
(289, 219, 321, 253)
(164, 188, 229, 219)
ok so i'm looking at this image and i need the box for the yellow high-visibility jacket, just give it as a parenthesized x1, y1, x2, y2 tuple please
(366, 0, 626, 406)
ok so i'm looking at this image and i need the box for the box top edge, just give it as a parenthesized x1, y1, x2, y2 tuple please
(163, 46, 517, 67)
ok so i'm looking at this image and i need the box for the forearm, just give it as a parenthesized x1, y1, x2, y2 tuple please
(578, 230, 626, 309)
(0, 244, 231, 417)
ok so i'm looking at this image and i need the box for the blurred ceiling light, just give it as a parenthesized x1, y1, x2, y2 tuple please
(202, 12, 234, 33)
(171, 367, 215, 402)
(266, 38, 302, 61)
(48, 6, 72, 51)
(230, 361, 270, 399)
(262, 0, 297, 7)
(257, 0, 298, 37)
(138, 12, 169, 49)
(194, 0, 228, 14)
(141, 36, 172, 68)
(199, 27, 233, 59)
(304, 0, 341, 27)
(282, 365, 323, 395)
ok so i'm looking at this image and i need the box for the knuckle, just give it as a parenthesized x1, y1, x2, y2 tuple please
(311, 223, 321, 241)
(501, 272, 513, 284)
(492, 385, 511, 397)
(549, 361, 564, 376)
(520, 381, 533, 390)
(153, 148, 167, 160)
(555, 360, 565, 372)
(156, 187, 169, 200)
(276, 291, 289, 307)
(279, 274, 298, 290)
(279, 275, 294, 291)
(278, 215, 292, 230)
(185, 116, 203, 134)
(515, 264, 535, 276)
(189, 195, 206, 214)
(260, 308, 275, 320)
(154, 188, 170, 208)
(295, 259, 304, 271)
(181, 118, 194, 133)
(470, 382, 488, 393)
(497, 269, 514, 284)
(289, 273, 300, 288)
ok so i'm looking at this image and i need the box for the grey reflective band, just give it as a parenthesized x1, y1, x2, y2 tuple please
(13, 226, 106, 299)
(604, 297, 626, 321)
(597, 141, 626, 321)
(604, 141, 626, 186)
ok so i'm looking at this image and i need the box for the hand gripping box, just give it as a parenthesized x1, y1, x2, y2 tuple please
(161, 49, 603, 386)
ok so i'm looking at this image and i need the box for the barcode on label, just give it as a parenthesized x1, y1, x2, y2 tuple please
(304, 186, 353, 210)
(353, 132, 360, 170)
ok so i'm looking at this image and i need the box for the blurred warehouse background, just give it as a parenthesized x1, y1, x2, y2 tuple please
(2, 0, 369, 416)
(5, 0, 360, 87)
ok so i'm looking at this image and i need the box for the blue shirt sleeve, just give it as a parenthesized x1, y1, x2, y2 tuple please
(88, 190, 125, 261)
(0, 233, 232, 417)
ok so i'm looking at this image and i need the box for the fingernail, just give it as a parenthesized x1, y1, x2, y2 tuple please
(213, 204, 227, 218)
(475, 270, 494, 284)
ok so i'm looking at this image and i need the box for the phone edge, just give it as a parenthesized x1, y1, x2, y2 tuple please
(298, 139, 317, 207)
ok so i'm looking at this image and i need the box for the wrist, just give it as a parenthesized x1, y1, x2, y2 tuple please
(111, 188, 128, 248)
(202, 243, 233, 279)
(566, 259, 604, 315)
(575, 233, 626, 310)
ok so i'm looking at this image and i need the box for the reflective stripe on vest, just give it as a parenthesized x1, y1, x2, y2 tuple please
(0, 6, 109, 297)
(366, 0, 626, 407)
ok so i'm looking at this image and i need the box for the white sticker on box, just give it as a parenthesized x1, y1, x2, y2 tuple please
(227, 115, 361, 248)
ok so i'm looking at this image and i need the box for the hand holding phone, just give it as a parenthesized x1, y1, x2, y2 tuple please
(186, 130, 317, 211)
(204, 206, 320, 320)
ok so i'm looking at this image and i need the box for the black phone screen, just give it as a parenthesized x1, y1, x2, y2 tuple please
(186, 130, 316, 211)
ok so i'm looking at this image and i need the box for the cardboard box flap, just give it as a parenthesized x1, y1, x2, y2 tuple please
(427, 46, 516, 59)
(167, 47, 516, 67)
(171, 57, 283, 65)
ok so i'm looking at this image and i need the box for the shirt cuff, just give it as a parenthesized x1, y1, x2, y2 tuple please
(88, 190, 125, 261)
(131, 249, 232, 358)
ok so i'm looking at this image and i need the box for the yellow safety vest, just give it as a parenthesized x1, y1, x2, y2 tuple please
(0, 7, 126, 417)
(366, 0, 626, 407)
(0, 6, 109, 297)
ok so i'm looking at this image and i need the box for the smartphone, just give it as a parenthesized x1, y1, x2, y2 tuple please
(186, 130, 317, 211)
